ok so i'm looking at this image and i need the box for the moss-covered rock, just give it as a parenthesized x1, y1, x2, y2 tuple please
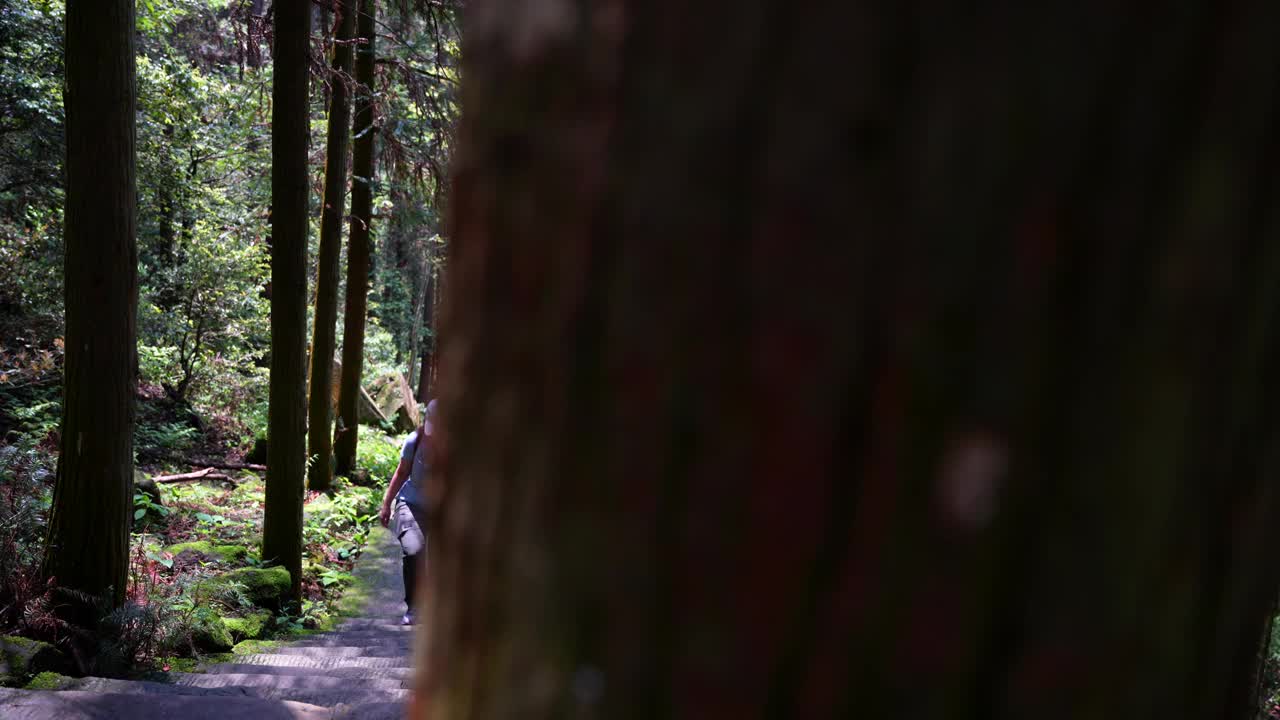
(231, 639, 280, 655)
(164, 541, 248, 564)
(222, 610, 273, 641)
(23, 671, 72, 690)
(209, 566, 291, 609)
(191, 618, 234, 652)
(155, 656, 201, 674)
(0, 635, 71, 682)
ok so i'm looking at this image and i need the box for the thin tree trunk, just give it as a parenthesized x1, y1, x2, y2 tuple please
(334, 0, 377, 478)
(416, 266, 434, 402)
(414, 1, 1280, 718)
(43, 0, 137, 613)
(406, 257, 428, 394)
(262, 0, 311, 605)
(306, 0, 357, 493)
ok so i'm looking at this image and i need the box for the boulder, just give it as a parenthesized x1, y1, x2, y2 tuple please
(372, 373, 419, 433)
(191, 618, 234, 652)
(222, 610, 273, 642)
(329, 359, 389, 427)
(357, 385, 386, 426)
(164, 541, 248, 565)
(23, 671, 73, 690)
(246, 435, 267, 464)
(0, 636, 71, 683)
(208, 566, 291, 610)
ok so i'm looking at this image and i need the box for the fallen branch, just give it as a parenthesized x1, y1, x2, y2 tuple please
(184, 459, 267, 472)
(153, 467, 234, 485)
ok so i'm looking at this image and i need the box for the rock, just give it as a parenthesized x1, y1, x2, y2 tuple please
(208, 567, 292, 609)
(223, 610, 273, 642)
(372, 373, 419, 433)
(246, 435, 267, 464)
(356, 385, 386, 426)
(0, 636, 72, 681)
(133, 470, 163, 507)
(348, 469, 374, 487)
(230, 639, 281, 656)
(192, 618, 234, 652)
(22, 671, 72, 690)
(164, 541, 248, 564)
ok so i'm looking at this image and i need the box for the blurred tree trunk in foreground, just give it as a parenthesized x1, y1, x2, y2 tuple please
(44, 0, 137, 611)
(262, 0, 311, 605)
(416, 1, 1280, 719)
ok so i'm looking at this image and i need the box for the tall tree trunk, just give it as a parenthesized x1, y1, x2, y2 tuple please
(414, 1, 1280, 719)
(306, 0, 357, 493)
(334, 0, 377, 479)
(43, 0, 137, 613)
(262, 0, 311, 605)
(406, 257, 428, 394)
(416, 266, 435, 403)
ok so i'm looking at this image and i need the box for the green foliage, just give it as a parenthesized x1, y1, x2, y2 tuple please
(356, 423, 402, 480)
(134, 421, 198, 456)
(0, 1, 64, 324)
(133, 492, 171, 523)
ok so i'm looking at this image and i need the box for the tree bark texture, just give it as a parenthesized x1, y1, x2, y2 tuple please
(416, 266, 435, 402)
(416, 2, 1280, 719)
(44, 0, 138, 610)
(306, 0, 357, 493)
(406, 258, 428, 394)
(334, 0, 377, 478)
(262, 0, 311, 604)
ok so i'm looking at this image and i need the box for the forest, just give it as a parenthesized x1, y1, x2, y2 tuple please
(5, 0, 1280, 719)
(0, 0, 455, 691)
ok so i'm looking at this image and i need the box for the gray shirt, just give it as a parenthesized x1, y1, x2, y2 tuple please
(397, 429, 429, 511)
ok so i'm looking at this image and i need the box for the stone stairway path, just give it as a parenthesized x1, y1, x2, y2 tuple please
(0, 528, 415, 719)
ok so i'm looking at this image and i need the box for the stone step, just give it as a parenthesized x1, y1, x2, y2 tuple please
(293, 631, 415, 646)
(171, 671, 408, 692)
(228, 653, 412, 670)
(37, 676, 410, 708)
(38, 676, 409, 702)
(0, 688, 334, 720)
(268, 645, 409, 658)
(203, 662, 414, 681)
(49, 677, 242, 697)
(335, 619, 415, 631)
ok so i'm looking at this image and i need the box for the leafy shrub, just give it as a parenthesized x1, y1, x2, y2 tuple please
(134, 421, 198, 455)
(356, 425, 401, 481)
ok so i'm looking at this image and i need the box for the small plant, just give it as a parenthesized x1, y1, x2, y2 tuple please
(133, 492, 171, 523)
(134, 421, 198, 455)
(318, 568, 354, 588)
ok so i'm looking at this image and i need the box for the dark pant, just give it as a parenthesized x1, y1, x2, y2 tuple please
(393, 498, 426, 610)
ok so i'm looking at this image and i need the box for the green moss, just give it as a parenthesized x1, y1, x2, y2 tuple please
(23, 671, 71, 690)
(155, 656, 201, 674)
(231, 639, 281, 655)
(223, 610, 272, 641)
(0, 635, 68, 679)
(328, 574, 372, 626)
(209, 566, 291, 608)
(192, 618, 234, 652)
(164, 541, 248, 564)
